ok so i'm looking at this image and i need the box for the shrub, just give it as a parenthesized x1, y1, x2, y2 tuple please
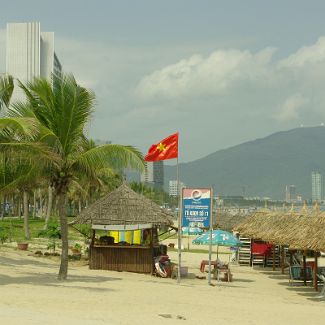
(38, 219, 61, 239)
(0, 228, 9, 244)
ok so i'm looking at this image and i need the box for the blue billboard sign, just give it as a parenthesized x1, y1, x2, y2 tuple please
(182, 188, 212, 228)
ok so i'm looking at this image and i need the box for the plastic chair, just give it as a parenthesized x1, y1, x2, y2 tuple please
(316, 274, 325, 298)
(289, 265, 313, 285)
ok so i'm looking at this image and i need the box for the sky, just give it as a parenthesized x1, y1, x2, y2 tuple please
(1, 0, 325, 162)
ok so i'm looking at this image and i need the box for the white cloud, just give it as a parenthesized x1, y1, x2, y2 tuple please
(134, 47, 276, 100)
(275, 94, 308, 122)
(279, 37, 325, 68)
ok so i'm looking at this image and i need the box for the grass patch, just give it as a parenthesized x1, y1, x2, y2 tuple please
(0, 217, 85, 243)
(0, 218, 45, 242)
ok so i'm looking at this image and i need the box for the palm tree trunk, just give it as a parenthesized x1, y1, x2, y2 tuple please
(38, 188, 43, 218)
(0, 195, 4, 220)
(23, 191, 30, 239)
(54, 196, 59, 216)
(44, 186, 53, 229)
(71, 200, 75, 216)
(17, 195, 21, 219)
(9, 195, 13, 217)
(33, 190, 36, 218)
(78, 199, 82, 214)
(58, 192, 69, 280)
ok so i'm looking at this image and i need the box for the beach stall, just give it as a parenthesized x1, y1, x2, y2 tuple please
(76, 183, 173, 274)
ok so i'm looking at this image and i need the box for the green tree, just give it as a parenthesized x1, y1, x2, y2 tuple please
(15, 73, 144, 280)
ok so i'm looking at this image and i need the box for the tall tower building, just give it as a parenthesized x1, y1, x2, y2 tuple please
(6, 22, 62, 102)
(141, 161, 164, 190)
(312, 171, 323, 202)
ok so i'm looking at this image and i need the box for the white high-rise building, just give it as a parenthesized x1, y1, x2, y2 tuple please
(312, 171, 323, 202)
(169, 180, 185, 197)
(6, 22, 62, 102)
(285, 185, 296, 202)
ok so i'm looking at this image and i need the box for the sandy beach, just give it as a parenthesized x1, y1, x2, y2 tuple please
(0, 246, 324, 325)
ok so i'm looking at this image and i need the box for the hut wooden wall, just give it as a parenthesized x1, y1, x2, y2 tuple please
(89, 246, 153, 273)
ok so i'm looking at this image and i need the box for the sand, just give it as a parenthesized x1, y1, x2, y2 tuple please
(0, 246, 325, 325)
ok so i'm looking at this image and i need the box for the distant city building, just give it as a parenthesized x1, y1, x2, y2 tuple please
(169, 180, 185, 197)
(141, 161, 164, 190)
(6, 22, 62, 102)
(296, 195, 303, 203)
(285, 185, 296, 202)
(312, 171, 323, 202)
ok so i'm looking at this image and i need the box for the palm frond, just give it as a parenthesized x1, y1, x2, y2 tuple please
(0, 117, 40, 140)
(72, 144, 144, 177)
(0, 141, 60, 166)
(0, 75, 14, 110)
(0, 165, 36, 194)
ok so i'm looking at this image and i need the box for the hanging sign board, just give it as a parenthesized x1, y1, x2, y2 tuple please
(182, 188, 212, 228)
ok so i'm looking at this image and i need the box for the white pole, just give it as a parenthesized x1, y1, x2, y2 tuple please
(208, 187, 213, 285)
(177, 158, 182, 284)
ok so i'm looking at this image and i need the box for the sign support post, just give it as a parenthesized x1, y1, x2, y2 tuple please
(208, 188, 213, 285)
(182, 187, 212, 285)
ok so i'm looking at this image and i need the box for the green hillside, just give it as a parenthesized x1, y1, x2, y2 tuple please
(164, 127, 325, 199)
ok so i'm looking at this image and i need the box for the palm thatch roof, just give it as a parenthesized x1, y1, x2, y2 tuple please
(280, 211, 325, 251)
(234, 210, 274, 238)
(214, 211, 250, 232)
(235, 207, 325, 251)
(76, 183, 174, 226)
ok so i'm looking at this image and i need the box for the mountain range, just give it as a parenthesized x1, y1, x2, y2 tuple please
(164, 126, 325, 199)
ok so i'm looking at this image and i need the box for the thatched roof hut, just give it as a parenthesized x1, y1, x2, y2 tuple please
(235, 208, 325, 251)
(76, 183, 173, 227)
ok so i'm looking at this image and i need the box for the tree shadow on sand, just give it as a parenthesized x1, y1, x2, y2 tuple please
(0, 272, 122, 292)
(277, 281, 325, 301)
(0, 255, 123, 291)
(0, 255, 59, 268)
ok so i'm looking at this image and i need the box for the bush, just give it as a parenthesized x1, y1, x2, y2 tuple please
(74, 224, 91, 238)
(74, 243, 82, 252)
(0, 228, 9, 244)
(38, 219, 61, 239)
(38, 219, 61, 253)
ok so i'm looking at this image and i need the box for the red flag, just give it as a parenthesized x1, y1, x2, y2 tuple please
(145, 133, 178, 162)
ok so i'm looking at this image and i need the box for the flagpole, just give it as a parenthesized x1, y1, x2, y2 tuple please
(176, 157, 182, 284)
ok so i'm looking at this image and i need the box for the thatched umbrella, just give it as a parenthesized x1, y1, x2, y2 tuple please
(235, 209, 300, 273)
(234, 210, 272, 238)
(235, 209, 308, 246)
(215, 210, 250, 232)
(283, 210, 325, 251)
(76, 183, 173, 226)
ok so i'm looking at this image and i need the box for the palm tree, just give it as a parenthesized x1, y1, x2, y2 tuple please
(0, 105, 53, 234)
(14, 73, 144, 280)
(0, 75, 14, 112)
(1, 74, 55, 234)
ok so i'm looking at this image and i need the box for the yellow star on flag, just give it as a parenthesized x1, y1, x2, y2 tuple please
(157, 142, 166, 152)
